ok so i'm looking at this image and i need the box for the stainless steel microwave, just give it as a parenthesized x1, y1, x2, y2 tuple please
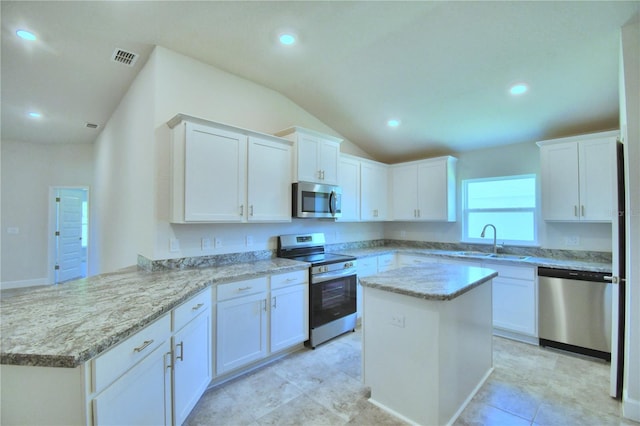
(292, 182, 342, 219)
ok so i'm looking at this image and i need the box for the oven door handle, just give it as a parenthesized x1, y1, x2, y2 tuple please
(312, 268, 356, 284)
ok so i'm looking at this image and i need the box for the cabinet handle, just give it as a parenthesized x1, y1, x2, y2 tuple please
(165, 351, 173, 370)
(272, 296, 277, 309)
(192, 303, 204, 311)
(574, 205, 578, 217)
(417, 209, 420, 218)
(237, 286, 252, 292)
(240, 204, 244, 216)
(262, 299, 268, 312)
(133, 340, 154, 353)
(285, 277, 296, 282)
(321, 170, 325, 180)
(176, 341, 184, 362)
(250, 205, 254, 216)
(581, 205, 585, 217)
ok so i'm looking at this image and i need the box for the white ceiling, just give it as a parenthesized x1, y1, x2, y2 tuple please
(2, 1, 638, 163)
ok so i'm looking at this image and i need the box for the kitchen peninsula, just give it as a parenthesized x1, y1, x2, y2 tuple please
(360, 264, 498, 426)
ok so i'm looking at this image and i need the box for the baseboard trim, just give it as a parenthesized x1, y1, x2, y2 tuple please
(623, 392, 640, 422)
(1, 278, 50, 290)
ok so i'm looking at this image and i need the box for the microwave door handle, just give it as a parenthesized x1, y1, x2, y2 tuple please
(329, 191, 336, 216)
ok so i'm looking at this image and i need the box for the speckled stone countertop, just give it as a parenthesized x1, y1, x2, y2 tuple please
(333, 247, 612, 273)
(0, 258, 307, 368)
(360, 264, 498, 300)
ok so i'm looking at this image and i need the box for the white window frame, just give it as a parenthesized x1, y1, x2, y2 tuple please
(462, 174, 538, 246)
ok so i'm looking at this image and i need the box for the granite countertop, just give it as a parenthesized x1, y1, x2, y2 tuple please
(0, 258, 308, 368)
(334, 247, 612, 273)
(360, 264, 498, 300)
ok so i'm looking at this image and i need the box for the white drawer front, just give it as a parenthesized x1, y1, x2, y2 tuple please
(217, 277, 267, 301)
(271, 270, 308, 290)
(483, 262, 535, 280)
(173, 287, 212, 332)
(93, 313, 171, 393)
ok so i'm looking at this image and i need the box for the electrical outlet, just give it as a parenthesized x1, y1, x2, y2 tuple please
(169, 238, 180, 252)
(245, 235, 254, 246)
(214, 237, 222, 248)
(201, 237, 211, 250)
(390, 315, 405, 328)
(400, 230, 407, 238)
(565, 235, 580, 246)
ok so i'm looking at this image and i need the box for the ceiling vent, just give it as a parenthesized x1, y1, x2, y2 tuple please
(85, 122, 99, 129)
(111, 49, 138, 67)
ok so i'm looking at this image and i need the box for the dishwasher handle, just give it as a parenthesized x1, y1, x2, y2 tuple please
(538, 267, 609, 282)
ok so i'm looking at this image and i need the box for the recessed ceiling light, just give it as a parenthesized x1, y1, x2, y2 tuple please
(28, 111, 42, 118)
(387, 119, 401, 128)
(510, 83, 529, 96)
(279, 33, 296, 45)
(16, 29, 37, 41)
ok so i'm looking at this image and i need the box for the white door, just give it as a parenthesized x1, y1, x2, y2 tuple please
(55, 188, 86, 283)
(270, 284, 308, 353)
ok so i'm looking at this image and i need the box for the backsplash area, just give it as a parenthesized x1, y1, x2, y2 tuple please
(139, 239, 611, 271)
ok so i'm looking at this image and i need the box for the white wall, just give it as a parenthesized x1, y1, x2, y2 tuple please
(0, 141, 94, 287)
(620, 14, 640, 422)
(385, 141, 613, 251)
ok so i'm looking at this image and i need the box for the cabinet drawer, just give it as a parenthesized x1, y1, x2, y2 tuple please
(93, 314, 171, 393)
(483, 262, 535, 280)
(173, 287, 212, 332)
(217, 277, 267, 301)
(271, 270, 308, 290)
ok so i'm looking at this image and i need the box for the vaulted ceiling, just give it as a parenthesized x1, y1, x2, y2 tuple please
(2, 1, 638, 162)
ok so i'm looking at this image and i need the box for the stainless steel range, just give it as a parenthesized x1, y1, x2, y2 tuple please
(277, 233, 357, 348)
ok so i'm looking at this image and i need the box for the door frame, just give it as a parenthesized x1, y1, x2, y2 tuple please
(48, 186, 90, 285)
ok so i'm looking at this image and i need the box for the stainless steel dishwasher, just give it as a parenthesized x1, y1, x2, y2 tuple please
(538, 267, 611, 361)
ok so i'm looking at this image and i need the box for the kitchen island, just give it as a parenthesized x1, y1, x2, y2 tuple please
(360, 264, 497, 426)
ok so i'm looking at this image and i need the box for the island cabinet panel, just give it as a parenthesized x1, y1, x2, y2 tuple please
(93, 341, 172, 426)
(172, 288, 213, 426)
(538, 131, 617, 222)
(275, 126, 342, 184)
(168, 115, 293, 223)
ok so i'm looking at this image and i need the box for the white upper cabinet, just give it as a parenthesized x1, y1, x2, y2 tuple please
(338, 154, 361, 221)
(168, 114, 292, 223)
(391, 156, 457, 222)
(275, 126, 342, 184)
(361, 159, 389, 221)
(538, 131, 617, 222)
(247, 136, 292, 222)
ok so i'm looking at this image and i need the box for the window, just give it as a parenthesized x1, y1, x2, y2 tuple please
(462, 174, 537, 245)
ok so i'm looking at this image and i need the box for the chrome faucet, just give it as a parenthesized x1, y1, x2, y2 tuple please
(481, 224, 499, 254)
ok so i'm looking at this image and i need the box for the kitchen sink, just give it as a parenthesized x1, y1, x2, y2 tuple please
(486, 253, 529, 260)
(455, 251, 491, 257)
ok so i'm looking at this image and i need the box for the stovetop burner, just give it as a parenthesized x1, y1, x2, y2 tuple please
(277, 233, 355, 266)
(287, 252, 356, 266)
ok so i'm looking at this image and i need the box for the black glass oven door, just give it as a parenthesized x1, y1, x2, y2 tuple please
(310, 274, 357, 328)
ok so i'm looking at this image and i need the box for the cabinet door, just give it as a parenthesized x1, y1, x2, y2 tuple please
(93, 341, 171, 426)
(184, 123, 247, 222)
(216, 292, 267, 374)
(492, 277, 536, 336)
(417, 159, 452, 221)
(391, 164, 418, 220)
(361, 161, 388, 221)
(247, 137, 292, 222)
(319, 140, 340, 184)
(540, 142, 580, 221)
(173, 310, 212, 426)
(338, 156, 361, 221)
(579, 138, 615, 221)
(270, 284, 309, 353)
(297, 133, 321, 182)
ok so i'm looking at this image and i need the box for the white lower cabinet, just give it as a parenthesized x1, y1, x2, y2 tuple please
(216, 272, 309, 375)
(485, 262, 537, 340)
(172, 288, 213, 426)
(357, 256, 378, 318)
(93, 340, 172, 426)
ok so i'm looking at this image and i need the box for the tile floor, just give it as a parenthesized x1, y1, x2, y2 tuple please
(185, 328, 634, 425)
